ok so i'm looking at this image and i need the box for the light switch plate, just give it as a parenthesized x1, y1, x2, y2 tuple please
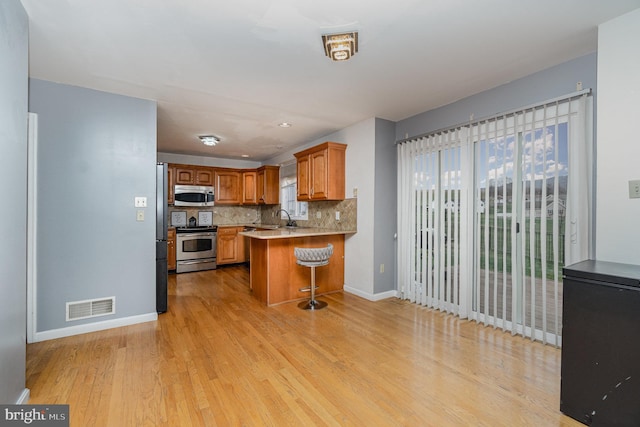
(629, 180, 640, 199)
(136, 210, 145, 221)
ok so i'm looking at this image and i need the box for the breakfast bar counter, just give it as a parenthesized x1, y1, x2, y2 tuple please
(239, 228, 355, 306)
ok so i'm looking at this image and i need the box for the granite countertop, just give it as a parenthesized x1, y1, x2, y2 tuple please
(239, 227, 356, 240)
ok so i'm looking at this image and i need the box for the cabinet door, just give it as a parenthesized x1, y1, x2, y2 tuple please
(215, 170, 242, 204)
(167, 228, 176, 270)
(217, 227, 238, 264)
(236, 226, 246, 263)
(296, 156, 311, 200)
(195, 167, 214, 186)
(175, 167, 195, 184)
(243, 171, 258, 204)
(167, 166, 175, 205)
(256, 169, 265, 203)
(258, 166, 280, 204)
(310, 148, 328, 200)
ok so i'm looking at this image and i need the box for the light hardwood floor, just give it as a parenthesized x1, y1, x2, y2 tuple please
(26, 265, 582, 426)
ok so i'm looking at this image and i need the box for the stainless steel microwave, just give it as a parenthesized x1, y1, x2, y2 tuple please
(174, 185, 215, 206)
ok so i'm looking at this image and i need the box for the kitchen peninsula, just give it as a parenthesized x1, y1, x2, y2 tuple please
(240, 227, 355, 306)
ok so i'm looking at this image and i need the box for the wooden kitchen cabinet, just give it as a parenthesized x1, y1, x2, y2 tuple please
(294, 142, 346, 201)
(168, 162, 278, 205)
(195, 167, 214, 186)
(257, 165, 280, 205)
(242, 166, 280, 205)
(174, 166, 194, 184)
(167, 165, 175, 204)
(215, 168, 242, 204)
(173, 164, 214, 186)
(242, 170, 258, 204)
(167, 228, 176, 271)
(217, 226, 246, 265)
(237, 228, 246, 263)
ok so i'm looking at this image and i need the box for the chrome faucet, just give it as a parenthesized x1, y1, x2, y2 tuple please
(278, 209, 297, 227)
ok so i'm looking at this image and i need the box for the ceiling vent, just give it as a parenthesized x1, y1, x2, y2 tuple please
(66, 297, 115, 321)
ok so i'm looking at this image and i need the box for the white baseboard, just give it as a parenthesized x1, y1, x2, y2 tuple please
(32, 312, 158, 342)
(343, 286, 399, 301)
(16, 388, 30, 404)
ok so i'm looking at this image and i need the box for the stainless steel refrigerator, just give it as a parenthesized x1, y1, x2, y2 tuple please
(156, 162, 168, 313)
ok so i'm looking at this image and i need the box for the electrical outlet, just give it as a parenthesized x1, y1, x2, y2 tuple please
(136, 210, 145, 221)
(335, 211, 340, 221)
(629, 180, 640, 199)
(353, 187, 358, 198)
(316, 211, 322, 219)
(134, 196, 147, 207)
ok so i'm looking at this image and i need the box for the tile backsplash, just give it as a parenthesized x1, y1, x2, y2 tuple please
(260, 198, 357, 231)
(168, 205, 260, 227)
(167, 198, 357, 231)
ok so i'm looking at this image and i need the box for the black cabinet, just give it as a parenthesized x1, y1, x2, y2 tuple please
(561, 260, 640, 426)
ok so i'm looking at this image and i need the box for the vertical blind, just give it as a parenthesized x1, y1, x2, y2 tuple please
(397, 91, 592, 345)
(397, 128, 472, 316)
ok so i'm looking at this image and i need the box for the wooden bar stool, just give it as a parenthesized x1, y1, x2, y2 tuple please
(294, 244, 334, 310)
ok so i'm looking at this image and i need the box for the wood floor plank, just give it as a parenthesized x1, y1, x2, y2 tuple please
(26, 264, 583, 426)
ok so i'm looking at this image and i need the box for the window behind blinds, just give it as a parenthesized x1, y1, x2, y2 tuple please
(280, 160, 308, 220)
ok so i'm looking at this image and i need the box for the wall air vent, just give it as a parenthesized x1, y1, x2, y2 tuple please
(66, 297, 115, 321)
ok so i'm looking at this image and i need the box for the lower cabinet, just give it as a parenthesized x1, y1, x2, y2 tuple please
(167, 228, 176, 271)
(217, 226, 246, 265)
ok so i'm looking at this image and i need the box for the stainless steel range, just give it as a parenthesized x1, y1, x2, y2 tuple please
(176, 226, 217, 273)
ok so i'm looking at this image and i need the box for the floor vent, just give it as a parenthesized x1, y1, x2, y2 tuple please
(66, 297, 115, 321)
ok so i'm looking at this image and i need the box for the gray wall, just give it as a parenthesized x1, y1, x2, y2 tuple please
(0, 0, 28, 404)
(29, 79, 158, 333)
(373, 118, 397, 293)
(396, 53, 597, 141)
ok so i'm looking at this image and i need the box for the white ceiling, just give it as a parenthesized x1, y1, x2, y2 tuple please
(20, 0, 640, 161)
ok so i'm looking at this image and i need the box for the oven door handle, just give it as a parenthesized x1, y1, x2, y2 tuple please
(178, 259, 215, 265)
(177, 232, 216, 238)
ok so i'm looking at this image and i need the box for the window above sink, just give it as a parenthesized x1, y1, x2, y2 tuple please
(280, 160, 308, 221)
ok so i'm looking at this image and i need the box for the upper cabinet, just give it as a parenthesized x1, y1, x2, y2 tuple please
(294, 142, 346, 201)
(167, 163, 279, 206)
(242, 166, 280, 205)
(257, 165, 280, 205)
(242, 170, 258, 204)
(215, 168, 242, 205)
(173, 165, 214, 186)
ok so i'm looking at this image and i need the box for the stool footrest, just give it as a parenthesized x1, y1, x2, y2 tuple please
(298, 285, 319, 293)
(298, 299, 328, 310)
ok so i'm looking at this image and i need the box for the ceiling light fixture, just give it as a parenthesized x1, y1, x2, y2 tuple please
(278, 122, 292, 128)
(199, 135, 219, 146)
(322, 31, 358, 61)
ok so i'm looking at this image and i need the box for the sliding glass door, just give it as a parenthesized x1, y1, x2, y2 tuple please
(397, 93, 591, 345)
(398, 130, 470, 316)
(413, 147, 462, 313)
(473, 117, 567, 344)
